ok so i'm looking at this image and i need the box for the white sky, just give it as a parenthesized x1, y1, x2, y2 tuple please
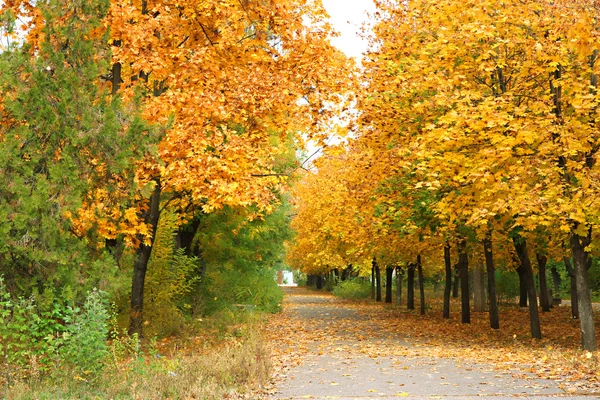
(322, 0, 376, 60)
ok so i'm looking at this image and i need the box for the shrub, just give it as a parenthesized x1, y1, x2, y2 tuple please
(0, 279, 111, 384)
(495, 268, 520, 304)
(332, 278, 371, 299)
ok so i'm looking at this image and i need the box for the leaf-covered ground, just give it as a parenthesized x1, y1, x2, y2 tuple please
(263, 287, 600, 398)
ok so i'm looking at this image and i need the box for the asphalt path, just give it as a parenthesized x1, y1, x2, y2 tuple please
(273, 288, 597, 400)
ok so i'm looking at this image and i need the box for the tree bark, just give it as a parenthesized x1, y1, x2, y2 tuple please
(316, 274, 324, 290)
(513, 237, 542, 339)
(371, 265, 375, 300)
(374, 258, 382, 302)
(443, 244, 452, 319)
(517, 265, 528, 307)
(536, 254, 551, 312)
(452, 264, 460, 298)
(570, 229, 597, 351)
(483, 235, 499, 329)
(564, 257, 579, 319)
(396, 267, 404, 306)
(129, 179, 161, 337)
(550, 265, 562, 305)
(417, 255, 425, 315)
(407, 263, 415, 310)
(458, 239, 470, 324)
(473, 261, 485, 312)
(385, 266, 393, 303)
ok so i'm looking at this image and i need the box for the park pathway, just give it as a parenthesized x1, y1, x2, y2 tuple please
(267, 287, 597, 400)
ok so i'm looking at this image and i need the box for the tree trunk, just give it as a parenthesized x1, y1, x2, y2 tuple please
(371, 265, 375, 300)
(570, 230, 597, 351)
(483, 235, 499, 329)
(536, 254, 551, 312)
(513, 237, 542, 339)
(458, 239, 470, 324)
(385, 266, 393, 303)
(564, 257, 579, 319)
(316, 274, 324, 290)
(417, 255, 425, 315)
(407, 263, 415, 310)
(129, 179, 161, 337)
(452, 264, 460, 298)
(517, 265, 528, 307)
(443, 244, 452, 319)
(551, 265, 562, 305)
(473, 261, 486, 312)
(374, 258, 382, 302)
(396, 267, 404, 306)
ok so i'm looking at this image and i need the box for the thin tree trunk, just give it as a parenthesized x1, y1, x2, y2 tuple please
(452, 265, 460, 298)
(551, 265, 562, 305)
(564, 257, 579, 319)
(443, 244, 452, 319)
(458, 239, 470, 324)
(483, 235, 499, 329)
(517, 265, 528, 307)
(371, 265, 375, 300)
(385, 266, 393, 303)
(396, 267, 404, 306)
(570, 229, 597, 351)
(407, 263, 415, 310)
(375, 258, 382, 302)
(513, 237, 542, 339)
(129, 179, 161, 337)
(417, 255, 425, 315)
(473, 261, 485, 312)
(536, 254, 551, 312)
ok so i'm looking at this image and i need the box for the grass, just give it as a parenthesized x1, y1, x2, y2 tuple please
(2, 313, 272, 400)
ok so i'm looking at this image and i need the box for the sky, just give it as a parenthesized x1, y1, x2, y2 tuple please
(321, 0, 376, 60)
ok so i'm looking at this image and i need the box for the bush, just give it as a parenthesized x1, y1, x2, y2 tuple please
(332, 278, 371, 299)
(495, 268, 520, 304)
(0, 278, 110, 383)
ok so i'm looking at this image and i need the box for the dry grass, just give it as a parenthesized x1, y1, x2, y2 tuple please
(3, 316, 272, 399)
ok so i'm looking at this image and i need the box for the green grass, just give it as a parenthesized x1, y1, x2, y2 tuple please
(2, 315, 271, 400)
(332, 278, 372, 299)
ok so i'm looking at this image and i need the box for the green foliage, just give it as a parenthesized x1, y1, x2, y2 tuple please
(332, 278, 371, 300)
(144, 210, 199, 337)
(0, 278, 110, 383)
(193, 202, 291, 316)
(60, 289, 110, 378)
(495, 268, 520, 304)
(0, 0, 152, 300)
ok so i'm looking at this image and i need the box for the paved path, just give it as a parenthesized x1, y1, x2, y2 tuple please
(271, 288, 597, 400)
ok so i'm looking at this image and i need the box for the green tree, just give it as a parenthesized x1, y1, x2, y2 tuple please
(0, 0, 151, 297)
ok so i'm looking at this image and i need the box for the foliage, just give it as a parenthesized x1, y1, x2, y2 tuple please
(192, 203, 291, 316)
(144, 210, 199, 337)
(494, 269, 521, 305)
(332, 278, 372, 300)
(4, 315, 271, 399)
(0, 278, 110, 383)
(0, 0, 152, 299)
